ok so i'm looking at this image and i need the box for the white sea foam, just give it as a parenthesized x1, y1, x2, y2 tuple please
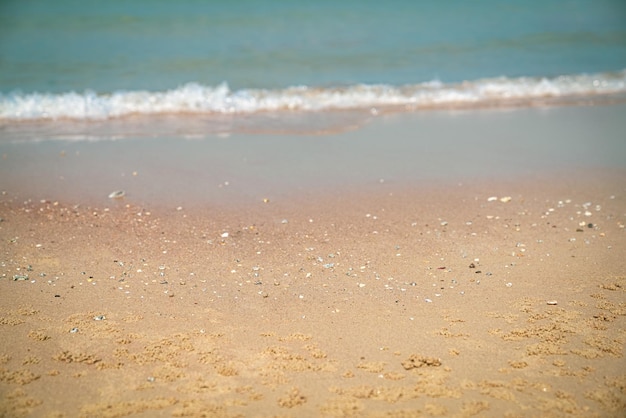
(1, 71, 625, 121)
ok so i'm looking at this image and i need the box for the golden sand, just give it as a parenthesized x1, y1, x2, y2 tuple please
(1, 171, 625, 417)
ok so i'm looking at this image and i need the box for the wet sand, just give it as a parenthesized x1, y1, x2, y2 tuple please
(1, 106, 625, 417)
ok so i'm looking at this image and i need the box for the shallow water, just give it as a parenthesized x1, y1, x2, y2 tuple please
(1, 105, 625, 206)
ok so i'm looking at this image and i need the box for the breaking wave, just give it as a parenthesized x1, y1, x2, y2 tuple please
(1, 70, 625, 121)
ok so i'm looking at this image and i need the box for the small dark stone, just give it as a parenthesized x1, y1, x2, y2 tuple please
(587, 223, 594, 228)
(469, 263, 476, 269)
(54, 294, 61, 298)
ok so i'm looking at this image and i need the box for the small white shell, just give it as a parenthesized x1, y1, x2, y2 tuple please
(108, 190, 125, 199)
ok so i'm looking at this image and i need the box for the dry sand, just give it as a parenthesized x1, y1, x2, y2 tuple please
(1, 170, 625, 417)
(1, 105, 626, 417)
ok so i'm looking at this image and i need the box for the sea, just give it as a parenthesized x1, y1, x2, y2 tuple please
(1, 0, 626, 138)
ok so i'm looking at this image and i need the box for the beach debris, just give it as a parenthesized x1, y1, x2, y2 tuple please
(220, 232, 229, 238)
(93, 315, 106, 321)
(401, 354, 441, 370)
(277, 388, 307, 408)
(487, 196, 512, 202)
(546, 300, 558, 305)
(12, 274, 29, 281)
(69, 328, 79, 333)
(108, 190, 125, 199)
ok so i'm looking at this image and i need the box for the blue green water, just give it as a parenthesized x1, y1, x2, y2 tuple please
(1, 0, 625, 121)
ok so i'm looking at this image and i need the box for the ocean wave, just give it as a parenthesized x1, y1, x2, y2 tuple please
(1, 70, 625, 121)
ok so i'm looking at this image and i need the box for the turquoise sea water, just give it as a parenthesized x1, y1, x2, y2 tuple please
(0, 0, 625, 125)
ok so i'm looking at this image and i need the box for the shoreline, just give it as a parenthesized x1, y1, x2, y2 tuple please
(2, 103, 626, 210)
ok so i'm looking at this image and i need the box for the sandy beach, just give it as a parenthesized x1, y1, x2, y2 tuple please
(1, 106, 625, 417)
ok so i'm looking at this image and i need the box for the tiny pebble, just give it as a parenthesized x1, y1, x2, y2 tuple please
(546, 300, 558, 305)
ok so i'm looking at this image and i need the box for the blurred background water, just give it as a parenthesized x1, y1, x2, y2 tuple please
(1, 0, 625, 94)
